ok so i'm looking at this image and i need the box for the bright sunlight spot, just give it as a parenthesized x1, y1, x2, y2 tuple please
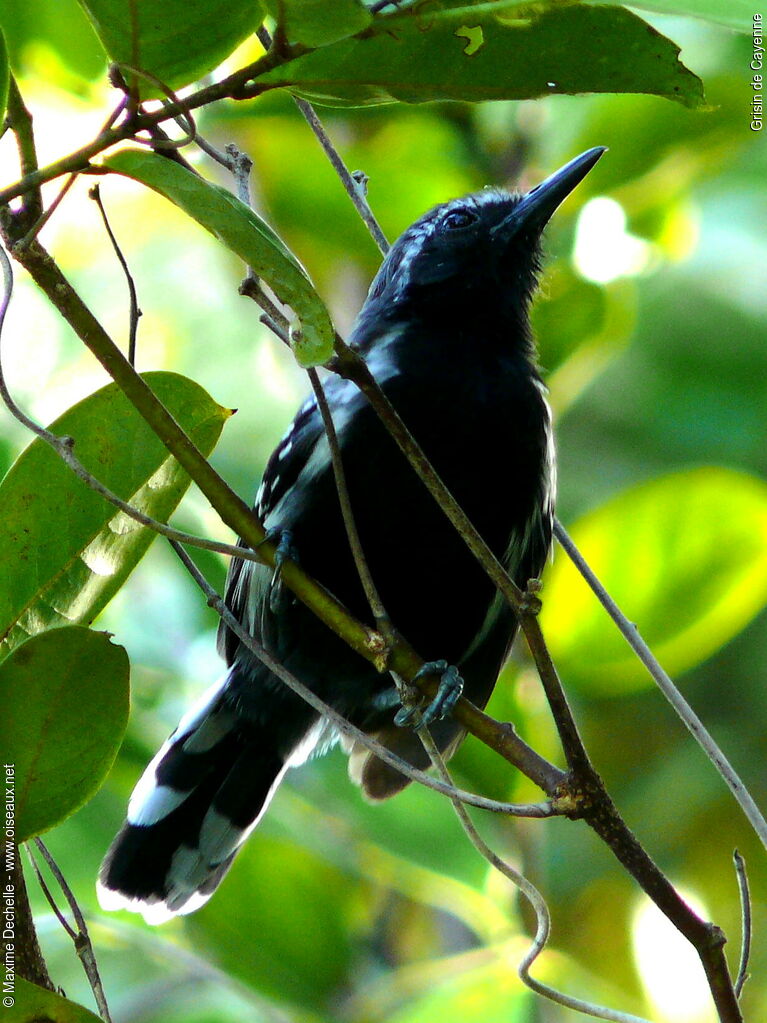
(632, 891, 715, 1023)
(573, 197, 653, 284)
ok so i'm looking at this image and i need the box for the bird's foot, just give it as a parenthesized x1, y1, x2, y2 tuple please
(394, 660, 464, 727)
(266, 528, 299, 613)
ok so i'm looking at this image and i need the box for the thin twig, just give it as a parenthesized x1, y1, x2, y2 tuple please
(89, 183, 142, 365)
(554, 519, 767, 851)
(415, 725, 652, 1023)
(6, 76, 43, 225)
(15, 173, 79, 249)
(169, 539, 558, 818)
(225, 143, 254, 207)
(733, 850, 751, 998)
(112, 64, 196, 148)
(227, 136, 388, 640)
(294, 96, 390, 255)
(307, 367, 393, 636)
(26, 845, 78, 941)
(256, 26, 390, 254)
(32, 839, 113, 1022)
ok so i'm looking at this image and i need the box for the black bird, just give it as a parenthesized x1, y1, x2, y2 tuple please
(98, 148, 605, 922)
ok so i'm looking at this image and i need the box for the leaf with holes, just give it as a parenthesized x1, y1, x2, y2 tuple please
(0, 371, 229, 658)
(256, 1, 704, 108)
(3, 627, 129, 841)
(104, 149, 335, 366)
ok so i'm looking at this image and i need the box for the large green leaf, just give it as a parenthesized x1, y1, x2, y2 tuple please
(8, 978, 104, 1023)
(0, 371, 229, 658)
(255, 1, 704, 108)
(77, 0, 265, 92)
(264, 0, 371, 46)
(542, 468, 767, 694)
(2, 627, 129, 841)
(104, 149, 335, 366)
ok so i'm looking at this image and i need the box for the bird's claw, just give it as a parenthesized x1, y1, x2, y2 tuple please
(267, 529, 298, 613)
(394, 660, 464, 727)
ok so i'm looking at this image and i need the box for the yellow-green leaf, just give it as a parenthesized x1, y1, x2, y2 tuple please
(543, 468, 767, 694)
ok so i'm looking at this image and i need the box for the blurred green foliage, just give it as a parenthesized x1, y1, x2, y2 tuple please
(0, 2, 765, 1023)
(2, 627, 129, 842)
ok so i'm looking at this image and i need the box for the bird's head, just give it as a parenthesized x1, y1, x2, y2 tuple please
(366, 148, 606, 323)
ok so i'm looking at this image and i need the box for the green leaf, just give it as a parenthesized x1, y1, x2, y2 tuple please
(103, 149, 335, 366)
(542, 468, 767, 694)
(587, 0, 753, 33)
(0, 0, 106, 83)
(187, 835, 358, 1008)
(0, 28, 8, 126)
(265, 0, 371, 46)
(0, 371, 229, 657)
(7, 977, 104, 1023)
(255, 2, 704, 108)
(76, 0, 265, 92)
(2, 627, 129, 841)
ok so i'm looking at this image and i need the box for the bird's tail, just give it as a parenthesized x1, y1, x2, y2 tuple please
(98, 672, 308, 924)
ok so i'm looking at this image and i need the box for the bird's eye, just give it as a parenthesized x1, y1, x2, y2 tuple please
(443, 208, 477, 230)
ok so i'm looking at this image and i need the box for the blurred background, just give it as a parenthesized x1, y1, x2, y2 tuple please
(1, 3, 766, 1021)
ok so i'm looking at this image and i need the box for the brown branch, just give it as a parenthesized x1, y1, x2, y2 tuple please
(5, 77, 43, 227)
(11, 851, 55, 991)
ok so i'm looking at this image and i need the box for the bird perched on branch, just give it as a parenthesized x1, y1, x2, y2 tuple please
(99, 147, 605, 923)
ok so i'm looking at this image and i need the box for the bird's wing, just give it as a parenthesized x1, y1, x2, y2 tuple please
(217, 391, 327, 664)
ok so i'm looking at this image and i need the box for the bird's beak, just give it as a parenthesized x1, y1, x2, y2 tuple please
(492, 147, 607, 241)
